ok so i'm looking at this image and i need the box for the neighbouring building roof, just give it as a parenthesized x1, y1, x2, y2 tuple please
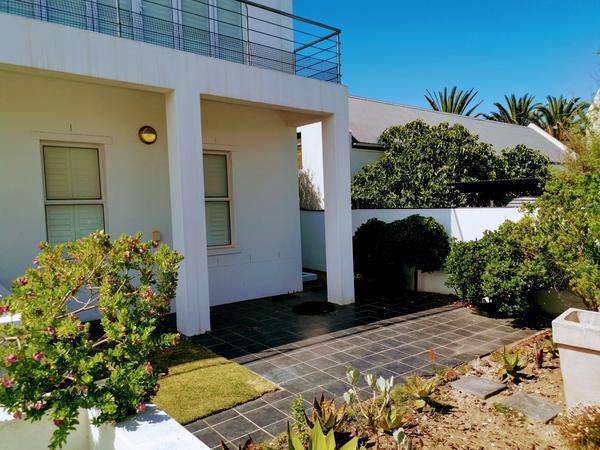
(348, 96, 567, 163)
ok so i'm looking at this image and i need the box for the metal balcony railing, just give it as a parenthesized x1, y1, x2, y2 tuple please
(1, 0, 341, 82)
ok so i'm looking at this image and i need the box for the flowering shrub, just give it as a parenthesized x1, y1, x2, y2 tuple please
(0, 231, 182, 449)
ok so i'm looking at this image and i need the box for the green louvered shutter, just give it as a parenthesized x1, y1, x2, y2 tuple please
(141, 0, 175, 48)
(216, 0, 243, 63)
(181, 0, 210, 56)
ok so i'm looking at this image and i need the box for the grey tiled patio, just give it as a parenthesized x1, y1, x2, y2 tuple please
(184, 289, 538, 448)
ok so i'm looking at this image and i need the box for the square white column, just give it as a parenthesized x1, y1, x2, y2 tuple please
(322, 111, 355, 305)
(166, 89, 211, 335)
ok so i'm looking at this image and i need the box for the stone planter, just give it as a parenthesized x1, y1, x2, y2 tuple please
(552, 308, 600, 409)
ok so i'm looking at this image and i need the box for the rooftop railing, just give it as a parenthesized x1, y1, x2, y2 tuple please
(1, 0, 341, 82)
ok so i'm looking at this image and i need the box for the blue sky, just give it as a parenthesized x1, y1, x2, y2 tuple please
(294, 0, 600, 115)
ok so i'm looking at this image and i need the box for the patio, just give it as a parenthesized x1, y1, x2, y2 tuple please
(184, 289, 538, 448)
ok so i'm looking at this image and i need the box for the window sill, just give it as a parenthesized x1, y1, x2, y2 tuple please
(207, 246, 242, 256)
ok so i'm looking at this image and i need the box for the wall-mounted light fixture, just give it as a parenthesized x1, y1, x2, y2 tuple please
(138, 126, 157, 145)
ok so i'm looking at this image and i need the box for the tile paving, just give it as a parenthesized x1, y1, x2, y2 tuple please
(184, 289, 537, 448)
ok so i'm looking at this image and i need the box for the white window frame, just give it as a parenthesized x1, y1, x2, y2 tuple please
(204, 150, 235, 251)
(41, 142, 107, 243)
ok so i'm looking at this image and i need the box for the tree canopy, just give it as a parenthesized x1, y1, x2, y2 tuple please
(351, 120, 551, 209)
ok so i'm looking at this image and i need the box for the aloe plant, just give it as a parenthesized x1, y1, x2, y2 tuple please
(288, 420, 358, 450)
(493, 348, 528, 383)
(305, 393, 347, 433)
(395, 375, 441, 410)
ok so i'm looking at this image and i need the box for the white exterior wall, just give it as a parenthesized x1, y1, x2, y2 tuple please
(300, 208, 525, 294)
(0, 71, 302, 306)
(0, 71, 172, 288)
(298, 122, 325, 206)
(201, 100, 302, 305)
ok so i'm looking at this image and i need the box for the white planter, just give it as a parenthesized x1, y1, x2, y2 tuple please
(0, 405, 209, 450)
(552, 308, 600, 410)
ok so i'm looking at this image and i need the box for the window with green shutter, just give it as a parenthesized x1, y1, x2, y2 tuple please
(43, 146, 105, 244)
(203, 152, 232, 247)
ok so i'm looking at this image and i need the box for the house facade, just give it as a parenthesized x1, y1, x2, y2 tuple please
(0, 0, 355, 335)
(300, 96, 567, 207)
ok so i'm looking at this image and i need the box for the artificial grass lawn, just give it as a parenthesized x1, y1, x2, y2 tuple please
(152, 339, 277, 424)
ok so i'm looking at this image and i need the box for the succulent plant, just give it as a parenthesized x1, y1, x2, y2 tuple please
(395, 375, 441, 410)
(305, 393, 348, 433)
(288, 420, 358, 450)
(493, 348, 528, 383)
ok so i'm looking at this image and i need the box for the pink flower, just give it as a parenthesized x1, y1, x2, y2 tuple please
(142, 291, 154, 301)
(0, 306, 9, 315)
(32, 352, 44, 362)
(43, 327, 56, 336)
(53, 419, 64, 426)
(65, 372, 76, 381)
(143, 362, 153, 375)
(78, 323, 86, 331)
(13, 411, 23, 420)
(136, 403, 146, 414)
(17, 277, 28, 286)
(123, 252, 130, 262)
(31, 401, 44, 410)
(154, 383, 160, 392)
(4, 354, 17, 366)
(1, 376, 15, 388)
(33, 258, 40, 267)
(68, 313, 79, 321)
(152, 241, 159, 249)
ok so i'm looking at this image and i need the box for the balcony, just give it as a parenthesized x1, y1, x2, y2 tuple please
(0, 0, 341, 83)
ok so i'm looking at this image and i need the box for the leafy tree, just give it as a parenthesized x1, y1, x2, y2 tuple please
(483, 94, 541, 126)
(537, 96, 589, 142)
(424, 86, 482, 116)
(351, 121, 550, 208)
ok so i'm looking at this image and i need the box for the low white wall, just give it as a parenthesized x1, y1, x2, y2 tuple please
(300, 208, 525, 294)
(0, 405, 207, 450)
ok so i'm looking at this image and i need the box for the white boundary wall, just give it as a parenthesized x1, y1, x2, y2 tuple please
(301, 208, 525, 293)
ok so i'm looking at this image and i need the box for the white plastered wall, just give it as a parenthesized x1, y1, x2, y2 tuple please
(0, 71, 302, 307)
(0, 70, 172, 288)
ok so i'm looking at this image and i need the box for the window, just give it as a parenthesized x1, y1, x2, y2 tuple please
(203, 152, 232, 247)
(43, 145, 105, 244)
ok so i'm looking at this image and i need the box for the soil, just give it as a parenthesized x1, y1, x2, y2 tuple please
(407, 330, 566, 449)
(267, 330, 570, 450)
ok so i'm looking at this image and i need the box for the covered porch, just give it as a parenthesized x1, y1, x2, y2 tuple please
(0, 8, 355, 336)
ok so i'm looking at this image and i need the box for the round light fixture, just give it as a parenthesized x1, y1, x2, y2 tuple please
(138, 126, 157, 145)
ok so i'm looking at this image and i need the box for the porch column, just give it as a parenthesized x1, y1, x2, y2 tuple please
(322, 111, 355, 305)
(165, 88, 211, 335)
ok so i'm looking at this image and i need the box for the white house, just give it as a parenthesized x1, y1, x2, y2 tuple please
(300, 96, 567, 207)
(0, 0, 355, 335)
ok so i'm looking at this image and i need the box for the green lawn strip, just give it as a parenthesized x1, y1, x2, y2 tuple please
(151, 339, 278, 424)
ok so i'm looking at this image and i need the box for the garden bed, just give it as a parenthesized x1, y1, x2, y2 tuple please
(263, 330, 578, 449)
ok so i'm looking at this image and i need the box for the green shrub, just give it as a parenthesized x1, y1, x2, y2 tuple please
(353, 215, 450, 287)
(352, 218, 397, 283)
(445, 221, 556, 316)
(388, 215, 450, 273)
(0, 231, 182, 449)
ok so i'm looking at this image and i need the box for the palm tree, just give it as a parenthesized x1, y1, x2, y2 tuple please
(483, 94, 541, 126)
(424, 86, 483, 116)
(537, 96, 589, 142)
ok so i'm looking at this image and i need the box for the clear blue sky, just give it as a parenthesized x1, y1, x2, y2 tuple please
(294, 0, 600, 115)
